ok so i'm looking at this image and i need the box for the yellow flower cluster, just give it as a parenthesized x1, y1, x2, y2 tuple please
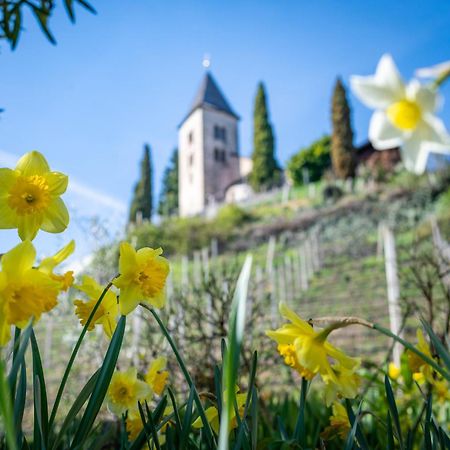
(266, 303, 360, 405)
(0, 151, 171, 348)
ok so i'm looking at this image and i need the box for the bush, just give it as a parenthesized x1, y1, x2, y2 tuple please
(287, 135, 331, 186)
(127, 205, 254, 256)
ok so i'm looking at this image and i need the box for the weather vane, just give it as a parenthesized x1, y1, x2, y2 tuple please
(202, 53, 211, 69)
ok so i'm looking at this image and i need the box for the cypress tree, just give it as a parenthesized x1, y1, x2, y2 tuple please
(331, 77, 356, 179)
(158, 148, 179, 217)
(129, 144, 153, 223)
(249, 82, 281, 191)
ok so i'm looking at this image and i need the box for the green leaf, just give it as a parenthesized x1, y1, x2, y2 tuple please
(420, 318, 450, 373)
(10, 5, 21, 49)
(167, 388, 182, 437)
(343, 415, 359, 450)
(218, 255, 253, 450)
(30, 5, 56, 44)
(137, 402, 152, 446)
(13, 362, 26, 447)
(70, 315, 126, 448)
(49, 280, 116, 429)
(180, 385, 195, 449)
(75, 0, 97, 14)
(384, 375, 403, 447)
(51, 369, 100, 450)
(345, 400, 369, 450)
(64, 0, 75, 22)
(31, 331, 49, 449)
(8, 325, 32, 393)
(386, 412, 395, 450)
(142, 305, 216, 447)
(424, 395, 432, 450)
(250, 386, 258, 450)
(234, 351, 258, 450)
(0, 359, 18, 450)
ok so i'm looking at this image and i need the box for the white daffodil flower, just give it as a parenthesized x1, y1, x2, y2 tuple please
(350, 54, 450, 174)
(416, 61, 450, 80)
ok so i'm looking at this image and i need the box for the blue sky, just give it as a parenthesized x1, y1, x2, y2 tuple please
(1, 0, 450, 260)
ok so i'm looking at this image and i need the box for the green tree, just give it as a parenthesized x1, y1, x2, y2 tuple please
(331, 77, 356, 179)
(249, 82, 281, 191)
(287, 135, 331, 186)
(129, 144, 153, 223)
(158, 148, 179, 217)
(1, 0, 96, 49)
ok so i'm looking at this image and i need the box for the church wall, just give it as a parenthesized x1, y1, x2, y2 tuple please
(178, 108, 205, 216)
(202, 107, 241, 205)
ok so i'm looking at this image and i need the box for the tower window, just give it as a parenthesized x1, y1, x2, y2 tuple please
(214, 125, 227, 143)
(214, 148, 226, 163)
(188, 153, 194, 166)
(188, 131, 194, 144)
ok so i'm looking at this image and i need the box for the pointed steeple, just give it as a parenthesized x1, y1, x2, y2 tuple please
(181, 72, 239, 125)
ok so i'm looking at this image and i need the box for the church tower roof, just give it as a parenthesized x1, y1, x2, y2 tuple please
(181, 72, 239, 124)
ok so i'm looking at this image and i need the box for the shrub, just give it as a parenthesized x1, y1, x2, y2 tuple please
(287, 135, 331, 186)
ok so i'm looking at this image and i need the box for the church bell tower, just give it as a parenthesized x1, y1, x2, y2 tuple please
(178, 71, 241, 217)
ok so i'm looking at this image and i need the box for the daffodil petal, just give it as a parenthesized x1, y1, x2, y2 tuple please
(407, 80, 439, 113)
(41, 197, 69, 233)
(278, 303, 314, 335)
(400, 138, 427, 174)
(118, 242, 138, 276)
(119, 285, 141, 315)
(1, 241, 36, 278)
(0, 198, 17, 228)
(15, 151, 50, 176)
(0, 314, 11, 346)
(39, 240, 75, 272)
(351, 55, 405, 109)
(369, 110, 404, 150)
(421, 114, 450, 148)
(17, 213, 43, 241)
(0, 168, 18, 193)
(44, 171, 69, 195)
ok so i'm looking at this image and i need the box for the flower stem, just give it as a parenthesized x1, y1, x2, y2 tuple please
(433, 69, 450, 89)
(309, 316, 450, 382)
(372, 324, 450, 382)
(48, 278, 116, 430)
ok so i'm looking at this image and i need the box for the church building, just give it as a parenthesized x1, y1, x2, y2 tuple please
(178, 72, 251, 217)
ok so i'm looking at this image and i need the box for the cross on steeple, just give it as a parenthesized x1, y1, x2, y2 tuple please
(202, 53, 211, 69)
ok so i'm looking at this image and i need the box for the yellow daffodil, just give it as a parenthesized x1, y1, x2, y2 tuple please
(407, 329, 433, 379)
(0, 151, 70, 240)
(0, 240, 73, 345)
(266, 303, 360, 388)
(388, 362, 401, 380)
(39, 240, 75, 291)
(431, 378, 450, 404)
(107, 367, 152, 416)
(192, 389, 247, 434)
(145, 356, 169, 395)
(321, 402, 350, 440)
(126, 406, 173, 442)
(113, 242, 170, 315)
(323, 365, 360, 406)
(126, 415, 144, 441)
(351, 54, 450, 174)
(74, 275, 119, 338)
